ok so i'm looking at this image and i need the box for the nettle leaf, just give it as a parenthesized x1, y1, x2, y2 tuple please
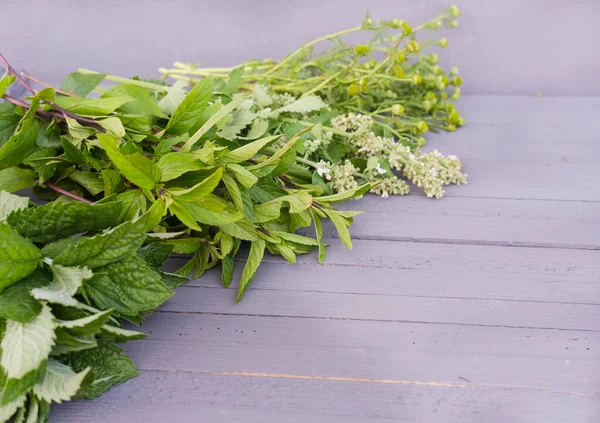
(0, 103, 20, 146)
(0, 191, 29, 221)
(252, 84, 272, 107)
(98, 133, 161, 190)
(59, 72, 106, 97)
(0, 117, 40, 170)
(33, 359, 90, 404)
(31, 264, 93, 307)
(168, 168, 222, 202)
(55, 310, 112, 336)
(164, 77, 213, 135)
(137, 242, 173, 268)
(158, 80, 188, 116)
(223, 66, 244, 95)
(1, 361, 47, 406)
(0, 224, 40, 291)
(0, 393, 26, 422)
(40, 214, 148, 268)
(61, 342, 138, 400)
(272, 95, 327, 115)
(221, 135, 281, 164)
(1, 304, 56, 379)
(0, 167, 37, 193)
(235, 239, 265, 302)
(100, 325, 146, 342)
(0, 270, 50, 323)
(52, 95, 132, 117)
(84, 256, 173, 316)
(156, 152, 207, 182)
(6, 201, 122, 243)
(217, 108, 257, 140)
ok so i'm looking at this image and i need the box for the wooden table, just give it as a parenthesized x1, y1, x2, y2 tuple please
(52, 96, 600, 422)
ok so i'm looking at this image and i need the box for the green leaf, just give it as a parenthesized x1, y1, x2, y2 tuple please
(100, 169, 124, 196)
(223, 66, 244, 95)
(101, 325, 147, 342)
(156, 152, 207, 182)
(316, 183, 372, 203)
(6, 201, 122, 243)
(31, 264, 93, 307)
(217, 108, 256, 140)
(0, 393, 26, 423)
(165, 77, 213, 135)
(40, 214, 148, 268)
(0, 224, 40, 291)
(253, 192, 313, 223)
(52, 96, 132, 117)
(84, 256, 173, 315)
(271, 231, 319, 246)
(158, 271, 189, 289)
(0, 118, 40, 170)
(102, 84, 167, 118)
(137, 243, 173, 268)
(61, 137, 86, 166)
(154, 135, 187, 159)
(64, 117, 97, 141)
(97, 117, 126, 138)
(0, 167, 37, 194)
(32, 359, 90, 404)
(1, 304, 56, 379)
(55, 310, 112, 337)
(273, 95, 327, 115)
(0, 270, 49, 323)
(158, 80, 188, 116)
(252, 84, 272, 107)
(220, 218, 259, 241)
(181, 96, 246, 152)
(1, 361, 46, 406)
(68, 171, 104, 195)
(60, 72, 106, 97)
(324, 209, 353, 249)
(0, 70, 16, 98)
(98, 133, 161, 190)
(222, 135, 281, 164)
(167, 201, 201, 231)
(168, 168, 222, 201)
(0, 191, 29, 221)
(227, 163, 257, 188)
(0, 103, 20, 146)
(61, 342, 138, 400)
(171, 196, 242, 226)
(310, 209, 327, 263)
(235, 239, 265, 302)
(242, 118, 269, 140)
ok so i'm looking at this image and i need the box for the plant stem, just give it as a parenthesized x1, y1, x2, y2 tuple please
(45, 182, 93, 204)
(0, 53, 36, 94)
(78, 68, 169, 92)
(20, 72, 75, 96)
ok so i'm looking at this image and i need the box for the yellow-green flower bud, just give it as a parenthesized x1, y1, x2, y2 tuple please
(423, 100, 432, 111)
(428, 54, 439, 64)
(449, 5, 461, 17)
(394, 66, 405, 78)
(369, 59, 377, 67)
(347, 84, 359, 96)
(457, 116, 466, 126)
(450, 20, 459, 28)
(396, 52, 406, 63)
(405, 40, 420, 53)
(355, 45, 370, 56)
(452, 76, 463, 86)
(431, 65, 442, 75)
(359, 78, 368, 91)
(416, 121, 429, 134)
(391, 104, 405, 115)
(449, 66, 459, 75)
(441, 91, 448, 99)
(412, 73, 422, 85)
(451, 87, 461, 100)
(388, 19, 402, 29)
(401, 21, 413, 36)
(426, 92, 436, 100)
(438, 38, 449, 48)
(417, 137, 426, 147)
(449, 109, 460, 124)
(446, 123, 457, 132)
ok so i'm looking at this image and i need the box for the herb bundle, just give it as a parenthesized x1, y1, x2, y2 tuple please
(159, 6, 467, 198)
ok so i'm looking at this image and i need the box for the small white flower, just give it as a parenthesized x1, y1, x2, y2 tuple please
(448, 155, 458, 161)
(408, 153, 415, 160)
(381, 191, 389, 199)
(375, 163, 387, 174)
(317, 167, 331, 177)
(431, 168, 438, 177)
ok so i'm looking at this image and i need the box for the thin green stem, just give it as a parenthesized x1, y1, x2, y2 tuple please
(78, 68, 169, 92)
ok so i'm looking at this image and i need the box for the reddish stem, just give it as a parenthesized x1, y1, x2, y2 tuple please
(45, 182, 94, 204)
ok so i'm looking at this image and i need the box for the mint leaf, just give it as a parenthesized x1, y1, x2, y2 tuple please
(0, 70, 16, 98)
(156, 152, 207, 182)
(102, 84, 167, 118)
(68, 171, 104, 195)
(0, 118, 40, 170)
(98, 133, 162, 190)
(168, 168, 222, 201)
(1, 304, 56, 379)
(60, 72, 106, 97)
(158, 80, 188, 116)
(324, 209, 353, 249)
(165, 77, 213, 135)
(221, 134, 280, 164)
(52, 96, 132, 117)
(40, 215, 148, 268)
(31, 264, 93, 308)
(0, 224, 40, 291)
(7, 201, 122, 243)
(100, 169, 124, 196)
(158, 271, 189, 289)
(0, 191, 29, 221)
(235, 239, 265, 302)
(0, 103, 20, 146)
(137, 243, 173, 268)
(0, 167, 36, 193)
(0, 270, 49, 323)
(84, 256, 173, 316)
(32, 360, 90, 404)
(61, 342, 138, 400)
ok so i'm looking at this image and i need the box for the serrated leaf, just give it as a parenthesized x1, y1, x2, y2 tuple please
(55, 310, 112, 336)
(273, 95, 327, 115)
(40, 214, 148, 268)
(1, 304, 56, 379)
(98, 133, 161, 190)
(33, 359, 90, 404)
(0, 191, 29, 221)
(223, 66, 244, 95)
(158, 80, 188, 116)
(0, 168, 36, 193)
(168, 168, 222, 201)
(59, 72, 106, 97)
(252, 84, 272, 107)
(165, 77, 213, 135)
(0, 393, 26, 422)
(61, 136, 86, 166)
(253, 192, 313, 223)
(158, 271, 189, 289)
(217, 108, 256, 140)
(0, 224, 40, 291)
(1, 361, 47, 406)
(156, 152, 208, 182)
(310, 209, 327, 263)
(52, 95, 132, 117)
(235, 239, 265, 302)
(102, 84, 167, 118)
(85, 256, 172, 316)
(60, 342, 138, 399)
(271, 231, 319, 246)
(137, 243, 173, 268)
(97, 117, 126, 138)
(171, 197, 242, 226)
(0, 270, 49, 323)
(0, 70, 16, 98)
(30, 264, 93, 309)
(6, 201, 122, 243)
(222, 135, 281, 164)
(100, 325, 147, 342)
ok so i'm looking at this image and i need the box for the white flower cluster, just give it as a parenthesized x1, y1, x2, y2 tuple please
(401, 149, 467, 198)
(370, 175, 410, 198)
(331, 113, 374, 134)
(256, 107, 273, 120)
(316, 159, 359, 193)
(272, 92, 297, 107)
